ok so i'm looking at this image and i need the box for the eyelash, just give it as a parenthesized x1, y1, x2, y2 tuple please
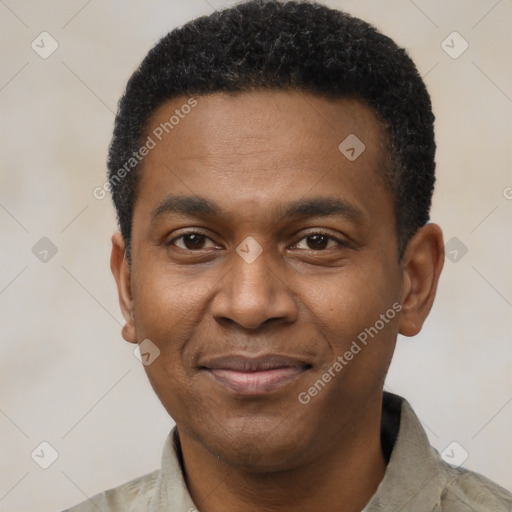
(167, 230, 350, 251)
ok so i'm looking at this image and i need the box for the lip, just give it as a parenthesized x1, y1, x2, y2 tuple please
(200, 355, 312, 395)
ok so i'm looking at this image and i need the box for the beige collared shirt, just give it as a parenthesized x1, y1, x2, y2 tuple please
(63, 393, 512, 511)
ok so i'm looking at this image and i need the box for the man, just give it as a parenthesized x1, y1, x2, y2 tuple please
(65, 1, 512, 511)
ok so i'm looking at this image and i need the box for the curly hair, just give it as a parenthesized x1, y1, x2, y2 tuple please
(107, 0, 435, 261)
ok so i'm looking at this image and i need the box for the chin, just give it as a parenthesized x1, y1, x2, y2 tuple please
(200, 422, 311, 471)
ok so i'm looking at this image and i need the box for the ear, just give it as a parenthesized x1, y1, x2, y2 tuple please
(110, 232, 137, 344)
(398, 223, 444, 337)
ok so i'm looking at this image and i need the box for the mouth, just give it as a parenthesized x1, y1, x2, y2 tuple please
(199, 355, 312, 395)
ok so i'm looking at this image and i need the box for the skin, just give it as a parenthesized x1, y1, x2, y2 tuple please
(111, 90, 444, 512)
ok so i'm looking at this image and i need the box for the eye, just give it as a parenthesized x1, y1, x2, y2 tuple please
(292, 232, 348, 251)
(168, 232, 218, 250)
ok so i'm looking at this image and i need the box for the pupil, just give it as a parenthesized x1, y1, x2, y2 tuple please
(308, 235, 327, 250)
(184, 234, 204, 249)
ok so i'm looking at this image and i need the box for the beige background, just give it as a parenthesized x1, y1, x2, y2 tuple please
(1, 1, 511, 510)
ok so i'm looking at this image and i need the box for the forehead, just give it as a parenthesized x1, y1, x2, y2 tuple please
(144, 90, 385, 163)
(134, 90, 392, 229)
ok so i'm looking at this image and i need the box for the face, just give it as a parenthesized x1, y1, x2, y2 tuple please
(111, 90, 443, 470)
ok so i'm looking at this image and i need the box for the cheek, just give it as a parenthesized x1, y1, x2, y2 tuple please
(301, 261, 401, 390)
(130, 262, 226, 407)
(132, 260, 212, 339)
(130, 268, 202, 395)
(133, 277, 204, 424)
(307, 262, 400, 337)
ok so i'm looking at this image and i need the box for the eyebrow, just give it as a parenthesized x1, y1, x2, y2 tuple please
(151, 195, 364, 224)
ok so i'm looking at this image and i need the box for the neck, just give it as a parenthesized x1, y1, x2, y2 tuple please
(178, 397, 387, 512)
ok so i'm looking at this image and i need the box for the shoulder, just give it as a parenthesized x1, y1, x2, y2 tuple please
(440, 464, 512, 512)
(61, 469, 160, 512)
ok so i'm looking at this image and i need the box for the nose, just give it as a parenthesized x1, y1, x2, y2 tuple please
(210, 242, 298, 330)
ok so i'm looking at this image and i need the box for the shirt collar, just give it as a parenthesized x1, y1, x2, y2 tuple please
(362, 392, 448, 511)
(148, 428, 196, 511)
(149, 392, 448, 512)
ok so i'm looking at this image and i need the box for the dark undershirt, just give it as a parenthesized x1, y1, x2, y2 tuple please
(380, 391, 402, 463)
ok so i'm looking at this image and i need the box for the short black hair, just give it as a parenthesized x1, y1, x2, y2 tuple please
(108, 0, 435, 261)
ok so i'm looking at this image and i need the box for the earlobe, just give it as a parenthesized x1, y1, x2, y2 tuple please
(398, 223, 444, 337)
(110, 232, 137, 344)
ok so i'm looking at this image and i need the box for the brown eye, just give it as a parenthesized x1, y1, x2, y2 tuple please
(169, 233, 216, 250)
(182, 234, 206, 249)
(306, 234, 329, 250)
(294, 232, 345, 251)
